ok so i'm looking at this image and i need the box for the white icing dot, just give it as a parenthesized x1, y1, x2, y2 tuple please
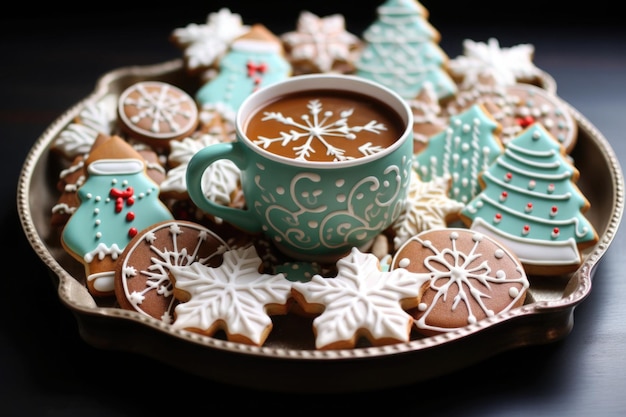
(308, 220, 318, 228)
(93, 208, 99, 214)
(494, 249, 504, 259)
(496, 270, 506, 279)
(418, 302, 427, 312)
(509, 287, 520, 298)
(276, 186, 285, 195)
(450, 232, 459, 240)
(398, 258, 411, 268)
(95, 232, 102, 239)
(337, 194, 346, 203)
(335, 179, 345, 187)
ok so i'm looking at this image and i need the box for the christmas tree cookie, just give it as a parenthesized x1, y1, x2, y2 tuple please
(355, 0, 457, 100)
(61, 135, 174, 297)
(413, 103, 504, 205)
(459, 123, 598, 275)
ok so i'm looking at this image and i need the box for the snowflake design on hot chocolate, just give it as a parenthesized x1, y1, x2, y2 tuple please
(254, 99, 388, 162)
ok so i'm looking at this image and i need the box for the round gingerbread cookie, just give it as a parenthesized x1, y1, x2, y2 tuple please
(118, 81, 199, 149)
(501, 83, 577, 152)
(390, 228, 529, 336)
(114, 219, 230, 323)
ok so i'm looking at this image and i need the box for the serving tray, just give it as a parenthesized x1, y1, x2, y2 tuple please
(17, 59, 624, 392)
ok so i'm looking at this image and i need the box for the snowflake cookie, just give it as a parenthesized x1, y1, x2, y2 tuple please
(169, 245, 292, 346)
(114, 220, 230, 323)
(170, 8, 250, 74)
(448, 38, 541, 88)
(291, 247, 431, 350)
(391, 228, 529, 336)
(281, 10, 361, 74)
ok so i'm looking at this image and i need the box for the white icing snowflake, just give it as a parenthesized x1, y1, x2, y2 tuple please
(403, 231, 529, 333)
(53, 100, 116, 159)
(122, 222, 228, 324)
(448, 38, 539, 87)
(255, 99, 387, 161)
(161, 134, 240, 209)
(393, 172, 464, 250)
(171, 8, 250, 71)
(170, 246, 292, 346)
(291, 247, 430, 349)
(281, 11, 360, 73)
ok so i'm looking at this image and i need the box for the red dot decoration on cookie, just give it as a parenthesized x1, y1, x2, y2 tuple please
(247, 60, 268, 91)
(390, 228, 529, 336)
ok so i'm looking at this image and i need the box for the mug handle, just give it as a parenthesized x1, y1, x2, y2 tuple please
(185, 142, 262, 233)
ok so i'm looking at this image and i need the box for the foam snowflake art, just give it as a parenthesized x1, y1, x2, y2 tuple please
(292, 247, 430, 350)
(256, 99, 387, 162)
(448, 38, 539, 87)
(169, 245, 292, 346)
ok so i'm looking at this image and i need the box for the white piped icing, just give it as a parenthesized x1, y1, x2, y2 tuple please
(170, 246, 292, 346)
(292, 247, 431, 349)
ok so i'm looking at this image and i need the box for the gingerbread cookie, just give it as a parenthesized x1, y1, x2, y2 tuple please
(413, 103, 504, 204)
(391, 228, 529, 336)
(407, 81, 448, 154)
(51, 99, 116, 160)
(447, 37, 542, 89)
(460, 123, 598, 275)
(392, 170, 464, 250)
(160, 133, 241, 207)
(118, 81, 199, 150)
(500, 83, 578, 152)
(60, 135, 174, 297)
(280, 10, 361, 74)
(114, 220, 229, 323)
(194, 24, 292, 113)
(170, 8, 250, 75)
(169, 245, 292, 346)
(291, 247, 431, 350)
(355, 0, 457, 100)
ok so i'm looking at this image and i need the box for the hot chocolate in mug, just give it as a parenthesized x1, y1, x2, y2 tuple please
(186, 74, 414, 262)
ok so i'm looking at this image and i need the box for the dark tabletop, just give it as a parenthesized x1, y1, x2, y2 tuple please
(2, 1, 626, 415)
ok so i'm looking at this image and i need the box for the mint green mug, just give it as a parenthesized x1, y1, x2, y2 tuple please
(186, 74, 414, 262)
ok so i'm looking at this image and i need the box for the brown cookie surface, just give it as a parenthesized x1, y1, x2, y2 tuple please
(115, 220, 230, 323)
(118, 81, 199, 149)
(390, 228, 529, 336)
